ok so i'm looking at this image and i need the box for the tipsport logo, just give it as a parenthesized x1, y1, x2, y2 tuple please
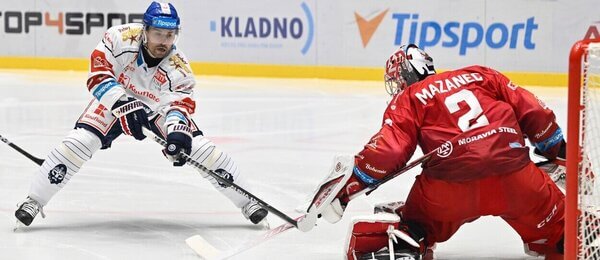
(210, 2, 314, 55)
(355, 10, 540, 56)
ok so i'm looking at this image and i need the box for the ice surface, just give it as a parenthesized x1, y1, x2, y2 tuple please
(0, 70, 567, 259)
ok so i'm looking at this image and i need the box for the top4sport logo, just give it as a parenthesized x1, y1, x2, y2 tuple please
(0, 11, 142, 34)
(210, 2, 314, 55)
(355, 9, 540, 55)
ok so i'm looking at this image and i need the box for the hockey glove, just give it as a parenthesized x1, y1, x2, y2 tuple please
(111, 97, 150, 140)
(163, 124, 192, 167)
(535, 140, 566, 190)
(320, 172, 367, 224)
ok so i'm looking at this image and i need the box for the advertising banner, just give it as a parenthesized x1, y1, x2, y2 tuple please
(0, 0, 598, 74)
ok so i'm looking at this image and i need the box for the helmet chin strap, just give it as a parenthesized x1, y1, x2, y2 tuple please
(141, 30, 159, 59)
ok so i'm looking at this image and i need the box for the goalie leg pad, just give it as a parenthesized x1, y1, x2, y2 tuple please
(188, 136, 250, 208)
(29, 128, 102, 206)
(346, 213, 425, 260)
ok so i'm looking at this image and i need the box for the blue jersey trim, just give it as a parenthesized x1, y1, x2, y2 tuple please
(137, 51, 144, 66)
(534, 127, 564, 152)
(353, 166, 378, 186)
(166, 110, 188, 124)
(92, 80, 119, 101)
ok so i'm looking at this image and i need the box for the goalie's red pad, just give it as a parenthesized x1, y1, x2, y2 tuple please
(345, 213, 401, 260)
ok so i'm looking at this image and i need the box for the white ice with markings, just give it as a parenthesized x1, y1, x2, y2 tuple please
(0, 70, 568, 259)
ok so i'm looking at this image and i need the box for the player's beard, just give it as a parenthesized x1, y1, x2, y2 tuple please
(146, 44, 169, 59)
(152, 45, 169, 58)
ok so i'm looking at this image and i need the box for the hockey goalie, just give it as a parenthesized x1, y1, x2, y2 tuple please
(304, 44, 569, 259)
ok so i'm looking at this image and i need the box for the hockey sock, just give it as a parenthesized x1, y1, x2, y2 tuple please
(28, 128, 102, 206)
(188, 136, 252, 208)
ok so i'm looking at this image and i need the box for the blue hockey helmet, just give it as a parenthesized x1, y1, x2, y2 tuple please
(143, 1, 180, 30)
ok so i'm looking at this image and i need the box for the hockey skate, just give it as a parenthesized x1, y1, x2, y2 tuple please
(15, 197, 45, 227)
(241, 200, 268, 225)
(358, 249, 421, 260)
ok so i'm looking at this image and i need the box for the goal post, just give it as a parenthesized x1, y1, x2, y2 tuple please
(566, 38, 600, 260)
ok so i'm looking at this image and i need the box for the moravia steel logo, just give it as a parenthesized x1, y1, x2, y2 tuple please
(355, 9, 540, 56)
(209, 2, 314, 55)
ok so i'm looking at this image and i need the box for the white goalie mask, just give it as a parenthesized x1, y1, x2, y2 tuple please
(385, 44, 436, 96)
(405, 44, 436, 80)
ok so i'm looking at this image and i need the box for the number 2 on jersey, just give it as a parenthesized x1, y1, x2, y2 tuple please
(444, 89, 489, 132)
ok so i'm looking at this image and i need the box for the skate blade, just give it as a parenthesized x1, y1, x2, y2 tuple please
(258, 219, 270, 230)
(13, 220, 26, 232)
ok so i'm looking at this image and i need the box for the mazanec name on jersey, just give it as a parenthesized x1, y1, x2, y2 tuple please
(415, 72, 483, 105)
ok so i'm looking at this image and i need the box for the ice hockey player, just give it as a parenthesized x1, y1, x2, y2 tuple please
(308, 44, 567, 259)
(15, 1, 267, 227)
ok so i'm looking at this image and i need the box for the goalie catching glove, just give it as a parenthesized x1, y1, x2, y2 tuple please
(534, 140, 596, 192)
(534, 140, 566, 190)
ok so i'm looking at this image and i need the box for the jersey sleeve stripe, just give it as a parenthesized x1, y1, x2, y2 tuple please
(92, 80, 120, 101)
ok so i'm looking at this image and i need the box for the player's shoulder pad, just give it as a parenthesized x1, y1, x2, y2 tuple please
(161, 49, 195, 93)
(103, 23, 143, 56)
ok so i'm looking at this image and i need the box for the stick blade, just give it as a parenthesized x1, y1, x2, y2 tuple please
(186, 235, 221, 260)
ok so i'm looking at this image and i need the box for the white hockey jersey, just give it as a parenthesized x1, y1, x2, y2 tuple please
(87, 23, 196, 119)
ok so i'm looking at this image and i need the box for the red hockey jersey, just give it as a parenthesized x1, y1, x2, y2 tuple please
(355, 65, 560, 182)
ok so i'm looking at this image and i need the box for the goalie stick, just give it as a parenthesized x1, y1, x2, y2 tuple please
(184, 153, 555, 259)
(141, 128, 315, 232)
(184, 152, 436, 259)
(350, 146, 554, 200)
(186, 215, 303, 260)
(184, 155, 356, 259)
(0, 133, 44, 166)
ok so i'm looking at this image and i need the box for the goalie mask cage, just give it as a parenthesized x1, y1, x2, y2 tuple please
(567, 38, 600, 260)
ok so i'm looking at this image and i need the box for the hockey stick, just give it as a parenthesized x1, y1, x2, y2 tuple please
(186, 215, 303, 260)
(0, 134, 44, 166)
(141, 128, 314, 232)
(349, 148, 436, 200)
(353, 150, 551, 200)
(185, 152, 431, 260)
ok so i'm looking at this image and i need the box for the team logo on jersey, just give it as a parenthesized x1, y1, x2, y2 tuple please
(153, 70, 167, 86)
(169, 54, 191, 74)
(48, 164, 67, 185)
(436, 141, 453, 158)
(121, 27, 142, 44)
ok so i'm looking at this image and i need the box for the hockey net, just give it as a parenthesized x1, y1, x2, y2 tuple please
(566, 39, 600, 260)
